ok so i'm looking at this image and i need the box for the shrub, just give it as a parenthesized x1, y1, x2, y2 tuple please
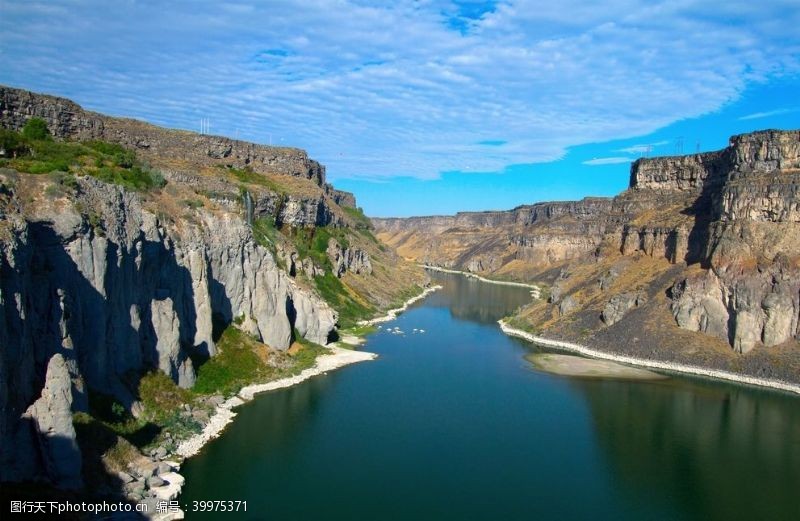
(21, 117, 52, 141)
(0, 128, 27, 157)
(137, 371, 192, 423)
(113, 150, 135, 168)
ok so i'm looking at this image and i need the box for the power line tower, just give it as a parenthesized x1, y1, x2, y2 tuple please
(695, 140, 701, 154)
(674, 136, 684, 155)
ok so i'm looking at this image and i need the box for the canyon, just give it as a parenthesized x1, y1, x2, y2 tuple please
(374, 129, 800, 384)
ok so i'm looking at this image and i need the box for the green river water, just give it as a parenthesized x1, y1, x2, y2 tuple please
(180, 271, 800, 520)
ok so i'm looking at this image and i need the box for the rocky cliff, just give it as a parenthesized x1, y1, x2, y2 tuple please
(0, 86, 426, 495)
(375, 130, 800, 383)
(0, 86, 329, 186)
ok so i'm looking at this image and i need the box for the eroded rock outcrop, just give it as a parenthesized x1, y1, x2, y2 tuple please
(327, 239, 372, 277)
(602, 291, 647, 326)
(19, 354, 83, 489)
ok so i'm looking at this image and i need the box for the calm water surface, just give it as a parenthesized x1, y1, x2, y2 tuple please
(181, 272, 800, 520)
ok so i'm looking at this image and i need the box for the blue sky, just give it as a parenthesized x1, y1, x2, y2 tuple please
(1, 0, 799, 216)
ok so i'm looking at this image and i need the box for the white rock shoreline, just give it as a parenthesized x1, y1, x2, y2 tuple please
(357, 284, 442, 326)
(422, 265, 540, 296)
(499, 320, 800, 396)
(146, 347, 376, 520)
(175, 346, 377, 458)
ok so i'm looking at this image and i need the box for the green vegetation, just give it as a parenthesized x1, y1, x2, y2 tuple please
(225, 165, 285, 193)
(387, 284, 422, 309)
(252, 216, 280, 249)
(291, 328, 330, 371)
(182, 198, 204, 209)
(313, 271, 374, 328)
(287, 225, 350, 270)
(193, 324, 268, 396)
(193, 321, 329, 396)
(21, 118, 52, 141)
(340, 323, 378, 337)
(72, 411, 140, 485)
(249, 213, 377, 328)
(137, 371, 193, 423)
(0, 127, 28, 157)
(75, 375, 202, 466)
(44, 171, 80, 198)
(0, 121, 166, 191)
(343, 206, 372, 229)
(504, 315, 539, 335)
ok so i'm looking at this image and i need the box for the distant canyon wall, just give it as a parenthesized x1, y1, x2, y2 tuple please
(374, 130, 800, 354)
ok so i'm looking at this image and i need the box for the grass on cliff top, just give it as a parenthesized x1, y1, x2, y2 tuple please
(223, 165, 287, 194)
(343, 206, 372, 229)
(0, 120, 166, 191)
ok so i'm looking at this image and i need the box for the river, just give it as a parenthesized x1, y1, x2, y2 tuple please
(180, 271, 800, 520)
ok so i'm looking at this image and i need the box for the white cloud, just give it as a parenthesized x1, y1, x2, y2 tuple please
(582, 157, 633, 166)
(616, 140, 670, 154)
(738, 108, 797, 120)
(1, 1, 799, 180)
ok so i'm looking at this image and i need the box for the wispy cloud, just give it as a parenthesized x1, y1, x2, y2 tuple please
(582, 157, 633, 166)
(738, 108, 797, 120)
(616, 140, 669, 154)
(1, 1, 799, 180)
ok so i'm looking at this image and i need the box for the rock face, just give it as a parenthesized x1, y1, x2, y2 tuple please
(327, 239, 372, 277)
(602, 292, 646, 326)
(375, 129, 800, 358)
(559, 295, 578, 316)
(0, 86, 428, 495)
(0, 175, 340, 484)
(0, 85, 372, 489)
(19, 354, 83, 489)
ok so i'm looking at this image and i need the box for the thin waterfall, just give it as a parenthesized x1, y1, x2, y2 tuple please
(243, 190, 254, 226)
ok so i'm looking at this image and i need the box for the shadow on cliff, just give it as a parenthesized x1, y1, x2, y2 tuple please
(680, 157, 727, 268)
(5, 221, 239, 511)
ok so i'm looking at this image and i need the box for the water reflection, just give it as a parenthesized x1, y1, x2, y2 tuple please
(426, 271, 533, 324)
(575, 378, 800, 521)
(183, 376, 333, 495)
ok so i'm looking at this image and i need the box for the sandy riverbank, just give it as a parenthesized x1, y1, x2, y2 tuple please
(527, 353, 667, 380)
(422, 265, 540, 297)
(500, 320, 800, 396)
